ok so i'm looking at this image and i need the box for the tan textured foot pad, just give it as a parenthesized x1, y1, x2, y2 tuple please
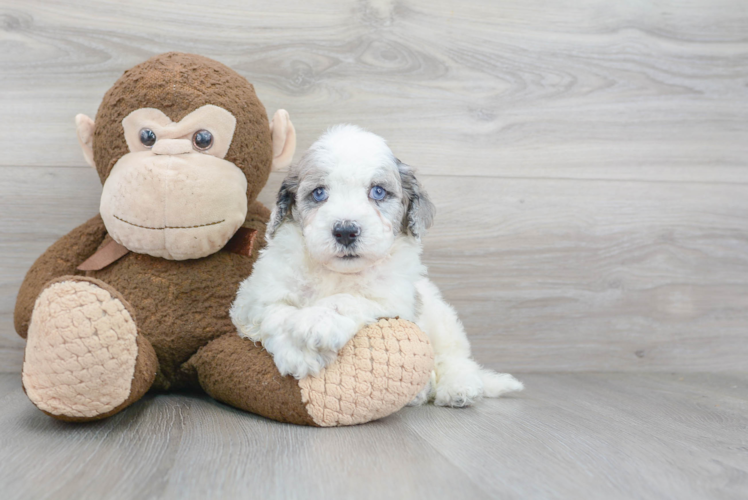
(23, 279, 139, 419)
(298, 318, 434, 427)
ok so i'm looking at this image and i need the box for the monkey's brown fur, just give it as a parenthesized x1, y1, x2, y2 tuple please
(14, 53, 432, 426)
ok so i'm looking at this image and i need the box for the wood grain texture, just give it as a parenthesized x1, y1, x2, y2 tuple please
(398, 372, 748, 500)
(2, 0, 748, 181)
(1, 0, 747, 372)
(1, 372, 747, 499)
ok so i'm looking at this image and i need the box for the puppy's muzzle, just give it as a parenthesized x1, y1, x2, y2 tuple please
(332, 221, 360, 247)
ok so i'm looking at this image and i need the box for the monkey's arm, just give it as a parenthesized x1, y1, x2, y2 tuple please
(244, 200, 270, 232)
(14, 215, 108, 339)
(241, 200, 271, 256)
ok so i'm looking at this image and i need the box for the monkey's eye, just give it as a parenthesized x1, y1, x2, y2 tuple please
(139, 128, 157, 148)
(312, 187, 328, 202)
(369, 186, 387, 201)
(192, 130, 213, 151)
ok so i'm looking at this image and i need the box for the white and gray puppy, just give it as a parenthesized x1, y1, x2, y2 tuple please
(230, 125, 523, 407)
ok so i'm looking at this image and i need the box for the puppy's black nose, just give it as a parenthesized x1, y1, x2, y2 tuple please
(333, 221, 360, 247)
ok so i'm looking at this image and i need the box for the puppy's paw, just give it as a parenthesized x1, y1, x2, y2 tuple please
(263, 307, 359, 379)
(434, 373, 483, 407)
(263, 334, 337, 380)
(433, 357, 485, 407)
(286, 306, 358, 352)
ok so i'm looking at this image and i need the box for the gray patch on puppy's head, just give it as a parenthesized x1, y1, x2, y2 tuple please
(397, 160, 435, 238)
(267, 173, 298, 238)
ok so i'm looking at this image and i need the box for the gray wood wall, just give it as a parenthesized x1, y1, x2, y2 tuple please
(1, 0, 746, 373)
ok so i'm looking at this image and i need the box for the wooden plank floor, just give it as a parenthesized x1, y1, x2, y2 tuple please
(1, 372, 747, 500)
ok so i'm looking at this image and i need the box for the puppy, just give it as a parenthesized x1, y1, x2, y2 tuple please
(230, 125, 523, 407)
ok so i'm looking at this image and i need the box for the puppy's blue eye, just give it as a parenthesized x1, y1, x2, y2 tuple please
(370, 186, 386, 201)
(312, 187, 328, 202)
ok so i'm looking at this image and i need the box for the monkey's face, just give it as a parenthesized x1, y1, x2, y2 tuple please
(99, 105, 248, 260)
(75, 53, 296, 260)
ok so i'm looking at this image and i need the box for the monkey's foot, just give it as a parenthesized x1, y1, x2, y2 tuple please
(297, 318, 434, 426)
(22, 276, 157, 421)
(191, 318, 434, 426)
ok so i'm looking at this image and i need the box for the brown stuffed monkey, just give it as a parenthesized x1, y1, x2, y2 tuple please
(14, 53, 433, 426)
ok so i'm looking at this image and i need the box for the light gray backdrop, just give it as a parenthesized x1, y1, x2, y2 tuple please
(1, 0, 747, 373)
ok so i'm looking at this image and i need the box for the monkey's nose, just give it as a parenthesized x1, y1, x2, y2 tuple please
(333, 221, 361, 247)
(151, 139, 193, 155)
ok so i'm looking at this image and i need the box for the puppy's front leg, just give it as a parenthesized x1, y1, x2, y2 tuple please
(276, 293, 393, 378)
(234, 301, 358, 380)
(269, 305, 359, 379)
(314, 293, 386, 328)
(266, 293, 395, 380)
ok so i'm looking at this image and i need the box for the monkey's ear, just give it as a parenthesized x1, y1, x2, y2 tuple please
(269, 109, 296, 171)
(75, 114, 96, 169)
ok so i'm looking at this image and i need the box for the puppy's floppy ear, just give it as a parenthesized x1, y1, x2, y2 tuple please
(267, 173, 298, 238)
(398, 160, 435, 239)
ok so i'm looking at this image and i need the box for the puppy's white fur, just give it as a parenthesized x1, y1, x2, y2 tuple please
(231, 125, 523, 407)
